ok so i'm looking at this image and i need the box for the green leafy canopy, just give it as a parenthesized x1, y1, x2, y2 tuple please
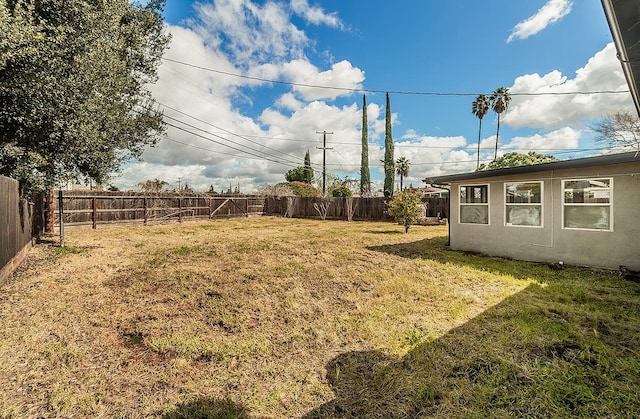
(0, 0, 170, 193)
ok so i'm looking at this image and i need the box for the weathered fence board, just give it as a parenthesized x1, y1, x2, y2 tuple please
(0, 176, 35, 284)
(53, 192, 267, 229)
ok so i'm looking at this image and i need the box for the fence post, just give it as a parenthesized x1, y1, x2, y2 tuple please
(143, 197, 148, 226)
(178, 197, 182, 223)
(92, 196, 97, 229)
(245, 198, 249, 216)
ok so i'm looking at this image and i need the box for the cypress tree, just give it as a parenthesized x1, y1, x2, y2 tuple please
(383, 92, 395, 198)
(303, 150, 314, 184)
(360, 95, 371, 195)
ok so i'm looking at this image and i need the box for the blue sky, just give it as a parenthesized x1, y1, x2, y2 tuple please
(113, 0, 633, 192)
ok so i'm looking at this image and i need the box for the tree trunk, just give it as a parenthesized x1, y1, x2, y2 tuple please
(494, 114, 501, 160)
(45, 188, 55, 233)
(477, 118, 483, 169)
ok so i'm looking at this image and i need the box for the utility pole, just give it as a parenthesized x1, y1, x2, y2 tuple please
(177, 177, 182, 192)
(316, 130, 333, 196)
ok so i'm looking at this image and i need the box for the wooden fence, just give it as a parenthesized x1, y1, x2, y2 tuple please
(54, 192, 450, 229)
(54, 191, 267, 229)
(0, 176, 36, 284)
(264, 196, 392, 220)
(264, 196, 448, 220)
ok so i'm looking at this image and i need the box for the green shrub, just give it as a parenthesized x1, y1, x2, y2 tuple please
(330, 184, 353, 197)
(288, 181, 319, 197)
(386, 190, 423, 233)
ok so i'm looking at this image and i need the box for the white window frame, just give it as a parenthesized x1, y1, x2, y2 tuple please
(459, 184, 490, 225)
(504, 181, 543, 228)
(562, 178, 613, 232)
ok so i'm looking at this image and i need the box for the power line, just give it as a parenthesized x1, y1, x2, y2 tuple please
(162, 57, 631, 97)
(164, 121, 304, 168)
(160, 103, 318, 169)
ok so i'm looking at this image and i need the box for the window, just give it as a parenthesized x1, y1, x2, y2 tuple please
(505, 182, 542, 227)
(459, 185, 489, 224)
(562, 178, 612, 231)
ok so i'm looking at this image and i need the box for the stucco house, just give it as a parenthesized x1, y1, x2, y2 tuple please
(426, 152, 640, 271)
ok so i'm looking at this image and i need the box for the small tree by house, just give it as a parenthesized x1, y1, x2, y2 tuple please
(386, 190, 423, 233)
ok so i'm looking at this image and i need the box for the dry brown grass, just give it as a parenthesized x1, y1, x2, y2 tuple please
(0, 217, 549, 417)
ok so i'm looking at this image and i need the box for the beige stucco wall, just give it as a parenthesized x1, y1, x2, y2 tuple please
(448, 161, 640, 271)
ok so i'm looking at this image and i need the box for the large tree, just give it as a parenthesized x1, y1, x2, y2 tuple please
(591, 110, 640, 155)
(477, 151, 557, 171)
(472, 94, 491, 169)
(0, 0, 169, 193)
(395, 156, 410, 192)
(383, 92, 394, 198)
(489, 87, 511, 160)
(360, 95, 371, 196)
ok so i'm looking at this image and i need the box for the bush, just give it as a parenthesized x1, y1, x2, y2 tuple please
(386, 190, 423, 233)
(288, 181, 320, 197)
(256, 183, 295, 196)
(330, 184, 353, 197)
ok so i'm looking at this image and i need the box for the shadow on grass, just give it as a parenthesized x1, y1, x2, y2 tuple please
(367, 236, 572, 282)
(162, 398, 248, 419)
(366, 229, 405, 235)
(305, 239, 640, 418)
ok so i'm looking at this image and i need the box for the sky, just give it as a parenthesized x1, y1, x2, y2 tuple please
(110, 0, 634, 193)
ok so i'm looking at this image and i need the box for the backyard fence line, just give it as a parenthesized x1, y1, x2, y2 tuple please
(53, 192, 266, 230)
(53, 192, 450, 230)
(0, 176, 43, 285)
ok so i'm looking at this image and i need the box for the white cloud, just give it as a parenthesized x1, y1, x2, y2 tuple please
(507, 0, 573, 43)
(193, 0, 308, 66)
(281, 59, 365, 101)
(503, 43, 634, 129)
(503, 127, 581, 151)
(290, 0, 343, 29)
(393, 133, 475, 184)
(110, 2, 630, 192)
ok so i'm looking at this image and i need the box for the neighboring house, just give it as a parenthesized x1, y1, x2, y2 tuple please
(421, 185, 450, 198)
(426, 152, 640, 271)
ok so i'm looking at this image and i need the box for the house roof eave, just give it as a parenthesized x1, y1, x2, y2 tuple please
(424, 151, 639, 184)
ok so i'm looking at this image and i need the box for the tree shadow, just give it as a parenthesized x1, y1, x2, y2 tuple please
(367, 236, 567, 281)
(161, 397, 249, 419)
(304, 261, 640, 418)
(305, 283, 640, 417)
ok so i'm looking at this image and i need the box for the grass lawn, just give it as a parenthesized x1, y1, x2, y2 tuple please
(0, 217, 639, 418)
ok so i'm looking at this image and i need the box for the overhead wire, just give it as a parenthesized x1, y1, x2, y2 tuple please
(162, 57, 631, 97)
(150, 58, 624, 179)
(158, 101, 322, 169)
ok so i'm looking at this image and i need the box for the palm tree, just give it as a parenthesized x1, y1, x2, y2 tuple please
(472, 94, 491, 169)
(489, 87, 511, 160)
(395, 156, 410, 191)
